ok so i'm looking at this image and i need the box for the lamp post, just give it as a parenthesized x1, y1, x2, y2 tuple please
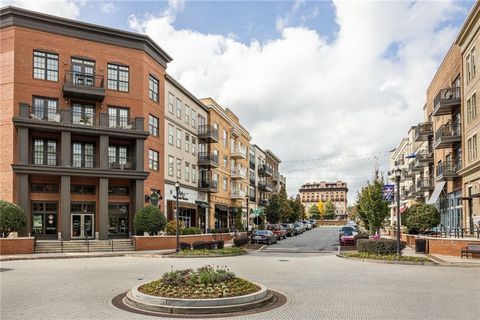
(245, 195, 249, 233)
(175, 181, 180, 253)
(394, 167, 402, 255)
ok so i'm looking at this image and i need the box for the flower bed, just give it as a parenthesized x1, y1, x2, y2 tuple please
(342, 252, 431, 263)
(176, 247, 246, 256)
(139, 265, 260, 299)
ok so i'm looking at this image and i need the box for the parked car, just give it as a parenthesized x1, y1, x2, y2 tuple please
(302, 221, 313, 230)
(281, 223, 296, 236)
(293, 222, 304, 234)
(339, 226, 358, 246)
(251, 230, 277, 245)
(267, 224, 287, 240)
(309, 219, 317, 228)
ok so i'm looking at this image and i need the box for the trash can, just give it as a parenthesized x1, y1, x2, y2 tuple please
(415, 238, 428, 253)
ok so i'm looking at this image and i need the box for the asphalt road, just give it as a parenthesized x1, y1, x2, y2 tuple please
(264, 225, 339, 253)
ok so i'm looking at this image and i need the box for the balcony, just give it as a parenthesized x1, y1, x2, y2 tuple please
(249, 195, 256, 202)
(62, 71, 105, 102)
(405, 185, 416, 199)
(432, 87, 461, 116)
(231, 167, 247, 180)
(414, 149, 433, 169)
(198, 179, 218, 193)
(434, 123, 461, 149)
(71, 154, 99, 168)
(249, 159, 256, 170)
(30, 151, 60, 167)
(198, 125, 219, 143)
(436, 160, 460, 181)
(416, 178, 434, 192)
(198, 152, 219, 168)
(108, 156, 136, 170)
(258, 199, 269, 207)
(272, 173, 280, 182)
(403, 168, 415, 179)
(230, 127, 241, 138)
(414, 122, 433, 141)
(231, 190, 246, 199)
(258, 181, 273, 192)
(230, 145, 247, 159)
(249, 176, 256, 186)
(258, 164, 273, 177)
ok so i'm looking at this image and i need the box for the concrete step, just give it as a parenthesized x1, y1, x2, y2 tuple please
(35, 240, 134, 253)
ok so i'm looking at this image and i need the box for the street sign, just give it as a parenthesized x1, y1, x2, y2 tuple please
(253, 216, 263, 225)
(382, 184, 395, 202)
(253, 208, 262, 217)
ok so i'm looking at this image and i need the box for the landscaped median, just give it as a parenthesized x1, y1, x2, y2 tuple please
(171, 247, 247, 257)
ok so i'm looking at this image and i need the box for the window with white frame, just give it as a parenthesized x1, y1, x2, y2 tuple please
(192, 165, 197, 183)
(223, 155, 228, 168)
(472, 47, 476, 79)
(191, 110, 196, 128)
(176, 98, 182, 118)
(185, 105, 190, 124)
(191, 137, 196, 155)
(185, 162, 190, 181)
(168, 156, 174, 176)
(176, 129, 182, 148)
(168, 124, 174, 145)
(168, 92, 174, 114)
(149, 149, 159, 171)
(473, 93, 477, 120)
(176, 158, 182, 178)
(223, 177, 228, 191)
(148, 115, 159, 136)
(467, 54, 471, 84)
(223, 130, 228, 148)
(467, 98, 472, 123)
(185, 133, 190, 152)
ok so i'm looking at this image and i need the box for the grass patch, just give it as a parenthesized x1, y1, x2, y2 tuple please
(139, 265, 259, 299)
(176, 247, 246, 256)
(342, 252, 432, 263)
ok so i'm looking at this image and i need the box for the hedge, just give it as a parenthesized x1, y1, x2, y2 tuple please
(234, 237, 249, 247)
(211, 228, 229, 234)
(191, 240, 224, 250)
(353, 233, 369, 244)
(182, 227, 202, 235)
(357, 239, 405, 255)
(179, 242, 191, 250)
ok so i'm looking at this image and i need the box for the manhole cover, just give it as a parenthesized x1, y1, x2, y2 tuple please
(278, 260, 290, 262)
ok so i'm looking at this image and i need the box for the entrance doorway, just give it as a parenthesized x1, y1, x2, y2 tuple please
(32, 202, 58, 239)
(108, 203, 129, 238)
(71, 202, 95, 239)
(178, 208, 196, 228)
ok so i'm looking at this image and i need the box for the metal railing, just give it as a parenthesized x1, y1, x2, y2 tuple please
(108, 116, 136, 130)
(64, 70, 104, 88)
(415, 122, 433, 137)
(198, 152, 219, 165)
(29, 106, 61, 122)
(30, 151, 60, 166)
(434, 87, 461, 107)
(198, 179, 218, 190)
(108, 156, 136, 170)
(198, 125, 219, 139)
(435, 122, 461, 141)
(71, 154, 99, 168)
(436, 160, 460, 177)
(72, 111, 97, 126)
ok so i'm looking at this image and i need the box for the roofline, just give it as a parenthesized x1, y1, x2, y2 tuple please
(426, 43, 459, 94)
(0, 6, 173, 67)
(165, 74, 208, 112)
(265, 149, 281, 164)
(456, 0, 480, 47)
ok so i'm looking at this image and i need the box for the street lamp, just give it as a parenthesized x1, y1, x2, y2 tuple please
(245, 195, 249, 233)
(175, 181, 180, 253)
(394, 167, 402, 255)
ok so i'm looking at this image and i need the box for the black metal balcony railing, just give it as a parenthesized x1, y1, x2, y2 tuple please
(415, 122, 433, 141)
(71, 154, 99, 168)
(30, 151, 60, 166)
(72, 111, 97, 126)
(434, 87, 461, 108)
(62, 71, 106, 102)
(198, 179, 218, 191)
(416, 178, 434, 190)
(108, 116, 136, 130)
(249, 177, 256, 185)
(108, 156, 136, 170)
(435, 122, 461, 140)
(29, 106, 61, 122)
(258, 164, 273, 176)
(198, 152, 219, 166)
(198, 125, 219, 142)
(436, 160, 460, 178)
(64, 70, 104, 88)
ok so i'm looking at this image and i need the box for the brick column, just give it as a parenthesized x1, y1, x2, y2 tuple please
(99, 178, 109, 240)
(99, 135, 109, 169)
(61, 176, 71, 240)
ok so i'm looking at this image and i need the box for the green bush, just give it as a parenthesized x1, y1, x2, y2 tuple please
(357, 239, 405, 255)
(353, 233, 369, 244)
(211, 228, 229, 234)
(405, 204, 440, 234)
(179, 242, 191, 250)
(166, 219, 185, 235)
(133, 205, 167, 236)
(234, 236, 249, 247)
(0, 200, 27, 238)
(182, 227, 202, 235)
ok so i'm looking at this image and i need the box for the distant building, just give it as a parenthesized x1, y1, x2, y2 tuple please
(299, 181, 348, 219)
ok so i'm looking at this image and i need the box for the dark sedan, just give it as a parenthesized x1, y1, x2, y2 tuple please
(251, 230, 277, 245)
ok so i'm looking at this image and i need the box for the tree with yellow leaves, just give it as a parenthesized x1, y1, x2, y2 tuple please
(317, 201, 325, 220)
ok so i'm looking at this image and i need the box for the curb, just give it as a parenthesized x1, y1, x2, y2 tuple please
(163, 251, 247, 258)
(336, 254, 439, 266)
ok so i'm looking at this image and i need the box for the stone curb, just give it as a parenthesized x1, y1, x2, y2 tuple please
(163, 251, 247, 258)
(336, 254, 439, 266)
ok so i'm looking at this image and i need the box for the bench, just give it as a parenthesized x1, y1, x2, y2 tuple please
(461, 243, 480, 258)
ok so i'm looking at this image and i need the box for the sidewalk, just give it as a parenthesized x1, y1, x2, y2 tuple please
(0, 249, 175, 262)
(402, 246, 480, 267)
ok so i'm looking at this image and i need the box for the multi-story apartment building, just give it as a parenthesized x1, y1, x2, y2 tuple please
(457, 2, 480, 231)
(199, 98, 251, 230)
(299, 181, 348, 218)
(164, 74, 209, 231)
(0, 6, 171, 240)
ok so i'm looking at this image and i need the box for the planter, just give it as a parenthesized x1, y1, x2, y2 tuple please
(125, 282, 273, 315)
(0, 237, 34, 255)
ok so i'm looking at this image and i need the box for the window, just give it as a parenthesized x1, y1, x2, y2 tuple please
(168, 93, 174, 113)
(185, 162, 190, 181)
(472, 47, 476, 79)
(108, 107, 130, 129)
(33, 139, 57, 165)
(198, 115, 206, 127)
(72, 103, 95, 126)
(223, 130, 228, 148)
(474, 135, 478, 160)
(176, 98, 182, 118)
(473, 93, 477, 120)
(31, 184, 58, 193)
(32, 97, 59, 121)
(191, 137, 196, 155)
(185, 133, 190, 152)
(168, 156, 174, 176)
(185, 105, 190, 124)
(467, 55, 471, 83)
(176, 129, 182, 149)
(191, 110, 196, 127)
(71, 58, 95, 85)
(149, 149, 159, 171)
(70, 185, 96, 194)
(192, 165, 196, 183)
(107, 64, 129, 92)
(223, 155, 228, 168)
(149, 75, 159, 102)
(467, 98, 472, 123)
(108, 186, 130, 196)
(72, 142, 95, 168)
(33, 51, 58, 81)
(149, 115, 159, 136)
(212, 173, 218, 183)
(223, 177, 228, 191)
(108, 145, 128, 168)
(168, 124, 174, 145)
(176, 158, 182, 178)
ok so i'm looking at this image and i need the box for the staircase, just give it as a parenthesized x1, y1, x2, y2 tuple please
(34, 239, 135, 254)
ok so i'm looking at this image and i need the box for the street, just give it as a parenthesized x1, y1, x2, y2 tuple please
(265, 226, 339, 252)
(1, 227, 479, 320)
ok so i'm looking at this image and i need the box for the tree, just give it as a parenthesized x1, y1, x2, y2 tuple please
(308, 204, 320, 219)
(265, 193, 281, 223)
(0, 200, 27, 238)
(133, 205, 167, 235)
(234, 206, 245, 231)
(278, 187, 293, 222)
(288, 195, 304, 222)
(405, 204, 440, 234)
(324, 200, 336, 220)
(355, 171, 390, 234)
(317, 201, 325, 220)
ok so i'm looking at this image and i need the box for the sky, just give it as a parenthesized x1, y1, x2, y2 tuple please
(3, 0, 476, 202)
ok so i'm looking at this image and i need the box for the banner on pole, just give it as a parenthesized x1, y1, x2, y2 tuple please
(382, 184, 395, 202)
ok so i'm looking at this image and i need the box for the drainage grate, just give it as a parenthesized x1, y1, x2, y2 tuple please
(278, 260, 290, 262)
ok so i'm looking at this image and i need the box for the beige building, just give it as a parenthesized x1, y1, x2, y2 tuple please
(199, 98, 251, 230)
(457, 2, 480, 230)
(299, 181, 348, 218)
(164, 74, 209, 230)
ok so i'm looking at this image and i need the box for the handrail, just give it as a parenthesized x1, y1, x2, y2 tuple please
(60, 236, 64, 253)
(84, 236, 90, 253)
(110, 238, 114, 252)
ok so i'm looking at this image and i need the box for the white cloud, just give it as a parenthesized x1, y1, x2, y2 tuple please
(128, 0, 464, 201)
(3, 0, 81, 19)
(100, 2, 115, 15)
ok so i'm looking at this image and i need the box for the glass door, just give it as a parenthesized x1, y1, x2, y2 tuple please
(32, 202, 57, 239)
(71, 58, 95, 86)
(71, 214, 95, 239)
(108, 203, 129, 238)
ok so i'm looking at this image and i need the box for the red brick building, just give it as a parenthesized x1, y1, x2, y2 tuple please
(0, 6, 172, 240)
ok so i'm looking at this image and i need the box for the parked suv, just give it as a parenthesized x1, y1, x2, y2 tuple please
(267, 224, 287, 240)
(281, 223, 296, 236)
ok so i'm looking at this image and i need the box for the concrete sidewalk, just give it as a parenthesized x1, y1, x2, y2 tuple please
(0, 249, 175, 261)
(402, 246, 480, 267)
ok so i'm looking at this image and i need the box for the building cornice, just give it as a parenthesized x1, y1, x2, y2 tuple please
(265, 149, 281, 164)
(0, 6, 173, 68)
(456, 1, 480, 47)
(165, 74, 208, 113)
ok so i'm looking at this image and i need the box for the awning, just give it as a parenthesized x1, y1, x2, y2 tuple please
(427, 181, 446, 204)
(229, 207, 238, 214)
(195, 201, 208, 209)
(215, 204, 228, 212)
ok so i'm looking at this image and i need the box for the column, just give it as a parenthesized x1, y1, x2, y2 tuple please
(61, 131, 71, 166)
(17, 174, 29, 236)
(18, 127, 29, 164)
(134, 180, 144, 212)
(99, 178, 109, 240)
(135, 138, 145, 171)
(99, 135, 109, 169)
(61, 176, 71, 240)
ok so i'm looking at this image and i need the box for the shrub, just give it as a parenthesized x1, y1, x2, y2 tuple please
(182, 227, 202, 235)
(192, 241, 207, 250)
(211, 228, 229, 234)
(214, 240, 225, 249)
(0, 200, 27, 238)
(353, 233, 369, 244)
(179, 242, 191, 250)
(234, 236, 249, 247)
(166, 219, 185, 235)
(405, 204, 440, 234)
(357, 239, 405, 255)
